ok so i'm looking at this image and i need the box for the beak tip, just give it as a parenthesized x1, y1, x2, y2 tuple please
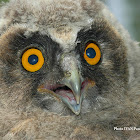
(71, 103, 81, 115)
(72, 108, 81, 115)
(74, 111, 80, 115)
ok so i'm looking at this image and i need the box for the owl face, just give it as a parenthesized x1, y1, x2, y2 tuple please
(0, 0, 128, 116)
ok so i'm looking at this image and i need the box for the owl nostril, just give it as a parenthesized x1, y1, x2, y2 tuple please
(64, 71, 71, 77)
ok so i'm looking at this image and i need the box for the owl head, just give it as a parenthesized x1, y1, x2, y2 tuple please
(0, 0, 129, 116)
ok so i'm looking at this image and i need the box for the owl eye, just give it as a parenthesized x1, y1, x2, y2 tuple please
(22, 48, 44, 72)
(84, 42, 101, 65)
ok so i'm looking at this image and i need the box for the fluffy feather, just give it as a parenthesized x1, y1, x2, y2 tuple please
(0, 0, 140, 139)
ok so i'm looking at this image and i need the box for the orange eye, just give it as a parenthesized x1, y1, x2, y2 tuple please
(84, 42, 101, 65)
(22, 48, 44, 72)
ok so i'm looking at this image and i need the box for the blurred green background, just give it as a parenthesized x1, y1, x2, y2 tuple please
(106, 0, 140, 42)
(0, 0, 140, 42)
(0, 0, 8, 2)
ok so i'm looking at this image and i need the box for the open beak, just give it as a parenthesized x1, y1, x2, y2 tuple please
(60, 66, 82, 115)
(38, 55, 95, 115)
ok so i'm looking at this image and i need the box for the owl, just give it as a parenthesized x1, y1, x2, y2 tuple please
(0, 0, 140, 139)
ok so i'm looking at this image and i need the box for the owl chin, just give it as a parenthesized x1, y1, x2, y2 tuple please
(38, 79, 95, 115)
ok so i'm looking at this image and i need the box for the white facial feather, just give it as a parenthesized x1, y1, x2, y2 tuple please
(48, 26, 80, 50)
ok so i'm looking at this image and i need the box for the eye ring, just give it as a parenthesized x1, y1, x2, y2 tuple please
(84, 42, 101, 65)
(22, 48, 44, 72)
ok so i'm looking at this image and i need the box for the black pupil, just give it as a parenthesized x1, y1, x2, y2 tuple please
(86, 48, 96, 58)
(28, 55, 38, 65)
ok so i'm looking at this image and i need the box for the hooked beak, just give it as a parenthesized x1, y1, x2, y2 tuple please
(59, 64, 94, 115)
(61, 66, 82, 115)
(38, 55, 95, 115)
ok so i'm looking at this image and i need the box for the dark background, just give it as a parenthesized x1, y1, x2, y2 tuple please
(0, 0, 140, 42)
